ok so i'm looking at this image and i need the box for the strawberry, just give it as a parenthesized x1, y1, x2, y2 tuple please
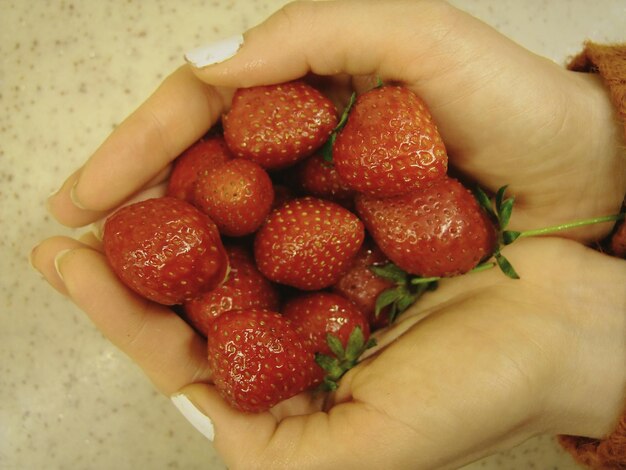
(295, 153, 355, 204)
(183, 245, 280, 336)
(610, 218, 626, 258)
(193, 158, 274, 236)
(103, 197, 229, 305)
(333, 85, 448, 197)
(207, 309, 317, 413)
(254, 197, 365, 290)
(332, 241, 395, 329)
(167, 135, 232, 202)
(223, 80, 338, 169)
(355, 176, 497, 277)
(282, 292, 370, 356)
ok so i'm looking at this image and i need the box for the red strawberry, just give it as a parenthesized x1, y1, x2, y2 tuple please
(295, 153, 355, 204)
(103, 197, 229, 305)
(333, 85, 448, 197)
(332, 242, 395, 329)
(223, 80, 338, 169)
(207, 309, 317, 413)
(254, 197, 365, 290)
(193, 158, 274, 236)
(183, 245, 280, 336)
(282, 292, 370, 356)
(270, 184, 295, 210)
(610, 219, 626, 258)
(167, 135, 232, 202)
(355, 176, 497, 277)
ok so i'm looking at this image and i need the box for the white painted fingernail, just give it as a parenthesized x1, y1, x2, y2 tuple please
(171, 394, 215, 441)
(184, 34, 244, 68)
(54, 249, 73, 282)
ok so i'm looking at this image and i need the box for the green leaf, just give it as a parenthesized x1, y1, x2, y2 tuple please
(494, 252, 520, 279)
(498, 196, 515, 230)
(365, 338, 377, 350)
(322, 377, 339, 391)
(473, 186, 496, 220)
(395, 293, 417, 314)
(495, 185, 509, 214)
(335, 92, 356, 131)
(326, 333, 345, 358)
(502, 230, 522, 245)
(345, 327, 365, 362)
(410, 275, 440, 285)
(321, 134, 336, 163)
(375, 76, 384, 88)
(369, 263, 407, 284)
(374, 287, 403, 317)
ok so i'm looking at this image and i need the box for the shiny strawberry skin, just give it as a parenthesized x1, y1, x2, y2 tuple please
(167, 135, 232, 203)
(332, 241, 394, 329)
(282, 292, 370, 356)
(334, 85, 448, 197)
(183, 245, 280, 336)
(207, 309, 317, 413)
(223, 80, 338, 169)
(193, 158, 274, 236)
(103, 197, 229, 305)
(254, 197, 365, 290)
(355, 177, 497, 277)
(296, 153, 355, 204)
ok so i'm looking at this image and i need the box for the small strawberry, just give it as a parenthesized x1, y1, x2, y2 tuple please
(254, 197, 365, 290)
(333, 85, 448, 197)
(103, 197, 229, 305)
(223, 80, 338, 169)
(295, 153, 355, 204)
(332, 242, 395, 329)
(282, 292, 370, 356)
(207, 309, 317, 413)
(610, 218, 626, 258)
(193, 158, 274, 236)
(183, 245, 280, 336)
(167, 135, 232, 203)
(355, 176, 496, 277)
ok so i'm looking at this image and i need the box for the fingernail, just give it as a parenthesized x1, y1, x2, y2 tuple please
(89, 221, 104, 241)
(29, 244, 41, 272)
(184, 34, 244, 68)
(171, 394, 215, 441)
(70, 180, 87, 210)
(54, 249, 73, 282)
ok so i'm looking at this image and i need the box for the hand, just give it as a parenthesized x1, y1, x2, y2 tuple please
(47, 0, 625, 240)
(31, 235, 626, 469)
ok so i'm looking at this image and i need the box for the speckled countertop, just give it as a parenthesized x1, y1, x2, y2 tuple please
(1, 1, 625, 469)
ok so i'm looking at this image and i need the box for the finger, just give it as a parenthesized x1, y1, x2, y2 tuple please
(173, 383, 412, 470)
(48, 65, 232, 225)
(187, 0, 470, 88)
(31, 236, 211, 394)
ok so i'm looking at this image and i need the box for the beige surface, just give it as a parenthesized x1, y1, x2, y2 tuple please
(2, 1, 624, 469)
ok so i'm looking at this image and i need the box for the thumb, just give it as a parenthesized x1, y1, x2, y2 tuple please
(183, 0, 470, 88)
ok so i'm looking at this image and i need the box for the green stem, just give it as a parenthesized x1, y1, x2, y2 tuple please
(518, 213, 624, 239)
(410, 261, 496, 285)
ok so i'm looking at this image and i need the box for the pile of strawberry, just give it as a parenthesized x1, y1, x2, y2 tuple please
(102, 81, 507, 413)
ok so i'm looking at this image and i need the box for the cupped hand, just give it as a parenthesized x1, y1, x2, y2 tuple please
(47, 0, 625, 240)
(31, 235, 626, 470)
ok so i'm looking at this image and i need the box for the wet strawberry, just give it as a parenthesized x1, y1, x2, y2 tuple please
(183, 245, 280, 336)
(355, 176, 496, 277)
(193, 158, 274, 236)
(207, 309, 317, 413)
(167, 135, 232, 202)
(254, 197, 365, 290)
(103, 197, 229, 305)
(333, 85, 447, 197)
(223, 80, 337, 169)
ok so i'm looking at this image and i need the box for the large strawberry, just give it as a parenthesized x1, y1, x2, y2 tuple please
(355, 176, 496, 277)
(103, 197, 229, 305)
(207, 309, 317, 413)
(167, 135, 232, 203)
(254, 197, 365, 290)
(223, 80, 337, 169)
(282, 292, 370, 355)
(333, 85, 448, 197)
(193, 158, 274, 236)
(183, 245, 280, 336)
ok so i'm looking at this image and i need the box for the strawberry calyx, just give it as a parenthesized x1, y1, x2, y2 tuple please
(321, 91, 357, 163)
(315, 326, 377, 391)
(474, 185, 625, 279)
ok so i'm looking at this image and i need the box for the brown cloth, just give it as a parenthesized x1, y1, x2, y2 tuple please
(558, 42, 626, 470)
